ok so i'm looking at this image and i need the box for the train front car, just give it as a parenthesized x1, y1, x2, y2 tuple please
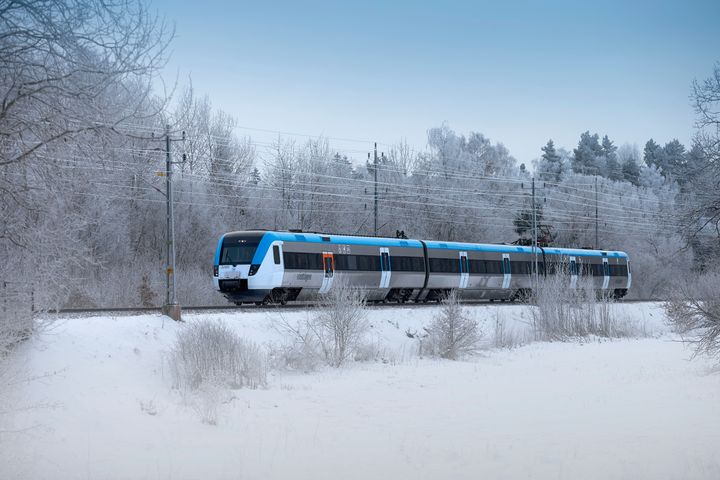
(214, 230, 427, 304)
(213, 230, 282, 304)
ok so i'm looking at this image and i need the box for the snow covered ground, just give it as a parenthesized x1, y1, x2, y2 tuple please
(2, 303, 719, 480)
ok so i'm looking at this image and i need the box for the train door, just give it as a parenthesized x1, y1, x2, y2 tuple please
(602, 258, 610, 290)
(459, 251, 469, 288)
(379, 247, 391, 289)
(319, 252, 334, 294)
(502, 253, 511, 289)
(570, 256, 578, 289)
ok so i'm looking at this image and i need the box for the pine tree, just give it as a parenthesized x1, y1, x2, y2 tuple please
(573, 131, 602, 174)
(538, 139, 564, 182)
(662, 139, 686, 180)
(621, 156, 641, 185)
(602, 135, 623, 181)
(644, 139, 661, 169)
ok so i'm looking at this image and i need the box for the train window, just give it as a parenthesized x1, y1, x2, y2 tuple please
(381, 252, 390, 271)
(451, 259, 460, 273)
(430, 258, 460, 273)
(391, 256, 423, 272)
(590, 263, 604, 276)
(220, 241, 259, 265)
(355, 255, 380, 271)
(356, 255, 369, 271)
(510, 261, 531, 275)
(461, 256, 468, 274)
(282, 252, 323, 270)
(609, 264, 628, 276)
(335, 254, 347, 270)
(503, 258, 511, 274)
(485, 260, 502, 274)
(283, 252, 296, 269)
(273, 246, 280, 264)
(468, 259, 485, 274)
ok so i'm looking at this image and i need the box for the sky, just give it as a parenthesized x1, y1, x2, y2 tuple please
(153, 0, 720, 167)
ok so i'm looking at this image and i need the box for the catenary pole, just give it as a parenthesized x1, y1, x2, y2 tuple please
(374, 142, 378, 236)
(532, 176, 538, 290)
(595, 175, 599, 249)
(163, 124, 181, 321)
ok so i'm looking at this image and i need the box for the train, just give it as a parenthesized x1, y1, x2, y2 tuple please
(213, 230, 631, 305)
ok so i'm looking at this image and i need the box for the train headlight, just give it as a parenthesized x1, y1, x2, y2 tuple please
(213, 265, 219, 277)
(248, 264, 260, 276)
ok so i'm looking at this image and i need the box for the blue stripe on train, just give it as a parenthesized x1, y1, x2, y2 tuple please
(250, 231, 425, 264)
(240, 230, 628, 265)
(213, 234, 225, 265)
(418, 241, 627, 258)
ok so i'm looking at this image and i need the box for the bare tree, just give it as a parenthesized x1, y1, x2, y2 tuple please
(686, 63, 720, 238)
(276, 282, 369, 368)
(424, 291, 483, 360)
(666, 271, 720, 363)
(0, 0, 172, 313)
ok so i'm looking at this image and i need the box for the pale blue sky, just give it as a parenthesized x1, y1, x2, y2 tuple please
(155, 0, 720, 165)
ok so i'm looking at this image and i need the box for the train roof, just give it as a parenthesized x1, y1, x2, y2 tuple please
(423, 240, 628, 258)
(219, 230, 628, 260)
(225, 230, 425, 248)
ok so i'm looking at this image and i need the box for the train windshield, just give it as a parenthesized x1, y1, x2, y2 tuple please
(220, 238, 260, 265)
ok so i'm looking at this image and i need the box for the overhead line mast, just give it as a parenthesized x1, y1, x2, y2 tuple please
(161, 124, 182, 321)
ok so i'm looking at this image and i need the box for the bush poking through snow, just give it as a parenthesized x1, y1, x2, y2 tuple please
(493, 313, 524, 349)
(665, 271, 720, 363)
(529, 266, 634, 340)
(277, 283, 369, 368)
(169, 320, 266, 391)
(423, 291, 483, 360)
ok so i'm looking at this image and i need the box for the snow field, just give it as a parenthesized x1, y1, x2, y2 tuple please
(2, 303, 719, 480)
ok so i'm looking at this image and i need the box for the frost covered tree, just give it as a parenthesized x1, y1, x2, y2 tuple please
(424, 291, 482, 360)
(0, 0, 171, 312)
(618, 144, 641, 186)
(683, 63, 720, 242)
(572, 131, 603, 174)
(663, 64, 720, 358)
(602, 135, 623, 181)
(537, 139, 565, 182)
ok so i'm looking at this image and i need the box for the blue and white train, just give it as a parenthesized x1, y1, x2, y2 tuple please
(213, 230, 631, 305)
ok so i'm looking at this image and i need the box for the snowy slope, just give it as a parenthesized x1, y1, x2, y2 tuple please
(2, 303, 720, 480)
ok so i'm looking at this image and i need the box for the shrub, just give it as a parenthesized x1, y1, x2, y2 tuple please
(276, 282, 369, 368)
(168, 320, 266, 391)
(493, 313, 524, 349)
(529, 265, 633, 340)
(424, 291, 483, 360)
(665, 270, 720, 362)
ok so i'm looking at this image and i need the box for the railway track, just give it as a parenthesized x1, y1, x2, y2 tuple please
(50, 298, 660, 316)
